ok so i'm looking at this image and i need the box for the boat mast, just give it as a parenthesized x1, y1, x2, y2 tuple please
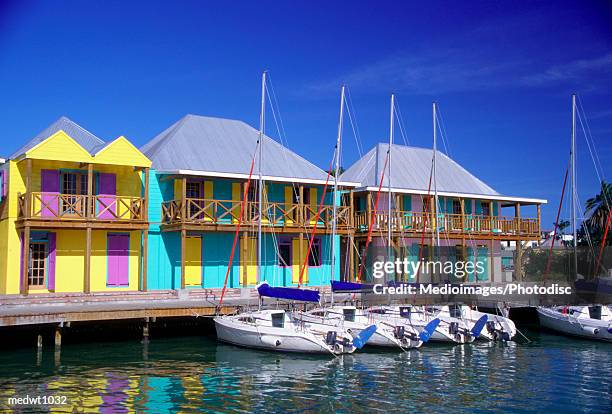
(433, 102, 440, 247)
(257, 71, 266, 283)
(388, 94, 394, 272)
(331, 85, 345, 283)
(571, 93, 578, 277)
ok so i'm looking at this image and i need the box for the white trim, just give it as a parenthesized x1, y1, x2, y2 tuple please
(0, 158, 5, 164)
(358, 186, 547, 204)
(157, 169, 361, 187)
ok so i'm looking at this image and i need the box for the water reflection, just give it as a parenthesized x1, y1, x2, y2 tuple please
(0, 331, 610, 413)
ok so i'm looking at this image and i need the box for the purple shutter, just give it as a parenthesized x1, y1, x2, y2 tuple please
(41, 170, 60, 217)
(107, 234, 129, 286)
(47, 232, 56, 291)
(98, 173, 117, 220)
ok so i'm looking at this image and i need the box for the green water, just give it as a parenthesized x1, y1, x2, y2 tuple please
(0, 330, 610, 413)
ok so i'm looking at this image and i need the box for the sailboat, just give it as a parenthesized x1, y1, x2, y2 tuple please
(215, 282, 377, 354)
(431, 305, 515, 341)
(537, 95, 612, 341)
(214, 73, 376, 355)
(537, 305, 612, 342)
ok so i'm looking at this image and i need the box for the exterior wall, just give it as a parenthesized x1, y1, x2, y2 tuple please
(0, 131, 149, 294)
(146, 171, 340, 289)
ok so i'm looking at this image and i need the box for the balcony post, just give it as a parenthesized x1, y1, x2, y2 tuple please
(515, 202, 522, 281)
(366, 192, 372, 229)
(141, 168, 150, 292)
(143, 168, 150, 221)
(536, 204, 541, 236)
(181, 177, 187, 220)
(349, 190, 354, 227)
(86, 163, 93, 218)
(299, 185, 304, 226)
(25, 158, 32, 219)
(460, 198, 467, 261)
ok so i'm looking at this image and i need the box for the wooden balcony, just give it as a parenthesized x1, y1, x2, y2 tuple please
(161, 198, 353, 234)
(354, 210, 540, 240)
(16, 192, 147, 229)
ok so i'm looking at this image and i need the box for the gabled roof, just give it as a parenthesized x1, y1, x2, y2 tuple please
(10, 116, 106, 159)
(341, 143, 547, 204)
(141, 115, 329, 183)
(341, 143, 499, 196)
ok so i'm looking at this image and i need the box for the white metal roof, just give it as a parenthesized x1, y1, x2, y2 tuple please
(141, 114, 348, 185)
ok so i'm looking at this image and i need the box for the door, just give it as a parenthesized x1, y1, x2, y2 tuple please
(107, 234, 129, 286)
(185, 236, 202, 286)
(240, 237, 257, 286)
(292, 238, 308, 284)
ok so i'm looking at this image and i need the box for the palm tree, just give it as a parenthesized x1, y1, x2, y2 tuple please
(584, 181, 612, 245)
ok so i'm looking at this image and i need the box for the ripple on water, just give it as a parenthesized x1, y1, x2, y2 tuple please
(0, 331, 610, 413)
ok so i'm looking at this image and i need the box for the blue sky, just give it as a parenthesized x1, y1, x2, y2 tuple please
(1, 1, 611, 227)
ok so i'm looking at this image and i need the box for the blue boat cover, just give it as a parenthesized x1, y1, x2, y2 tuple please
(257, 282, 320, 302)
(331, 281, 373, 292)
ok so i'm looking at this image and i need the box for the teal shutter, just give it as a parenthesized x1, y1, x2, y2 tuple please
(493, 202, 499, 216)
(403, 195, 412, 211)
(465, 199, 472, 214)
(475, 201, 482, 215)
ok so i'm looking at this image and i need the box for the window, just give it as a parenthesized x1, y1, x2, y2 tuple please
(186, 181, 203, 219)
(60, 172, 90, 215)
(453, 200, 462, 214)
(186, 181, 202, 199)
(481, 202, 490, 216)
(308, 238, 321, 267)
(28, 242, 47, 288)
(343, 308, 356, 322)
(271, 312, 285, 328)
(278, 240, 291, 267)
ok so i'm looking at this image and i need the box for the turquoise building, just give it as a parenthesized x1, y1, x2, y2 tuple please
(140, 115, 354, 290)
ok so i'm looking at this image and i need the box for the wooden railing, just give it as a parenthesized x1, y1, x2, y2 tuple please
(161, 198, 352, 230)
(17, 192, 145, 222)
(354, 210, 540, 237)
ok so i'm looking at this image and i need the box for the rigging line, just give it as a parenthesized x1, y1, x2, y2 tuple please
(393, 98, 410, 146)
(544, 157, 570, 282)
(219, 141, 259, 308)
(594, 205, 612, 277)
(436, 105, 452, 157)
(576, 108, 611, 213)
(416, 158, 434, 282)
(345, 86, 365, 157)
(575, 186, 598, 260)
(357, 150, 390, 281)
(576, 94, 606, 182)
(298, 154, 336, 288)
(577, 108, 607, 192)
(264, 79, 317, 251)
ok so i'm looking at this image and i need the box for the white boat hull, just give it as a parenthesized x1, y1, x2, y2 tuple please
(537, 307, 612, 342)
(214, 316, 356, 354)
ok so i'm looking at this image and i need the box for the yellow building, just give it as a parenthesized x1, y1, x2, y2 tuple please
(0, 117, 151, 295)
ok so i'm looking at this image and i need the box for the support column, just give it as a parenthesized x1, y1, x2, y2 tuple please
(20, 159, 32, 296)
(141, 168, 150, 292)
(54, 326, 62, 348)
(180, 228, 186, 289)
(349, 190, 354, 228)
(299, 185, 304, 225)
(143, 318, 150, 343)
(141, 229, 148, 291)
(348, 233, 355, 281)
(366, 192, 372, 229)
(515, 203, 522, 281)
(84, 227, 91, 293)
(242, 232, 248, 285)
(181, 176, 187, 220)
(21, 226, 30, 295)
(299, 232, 304, 284)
